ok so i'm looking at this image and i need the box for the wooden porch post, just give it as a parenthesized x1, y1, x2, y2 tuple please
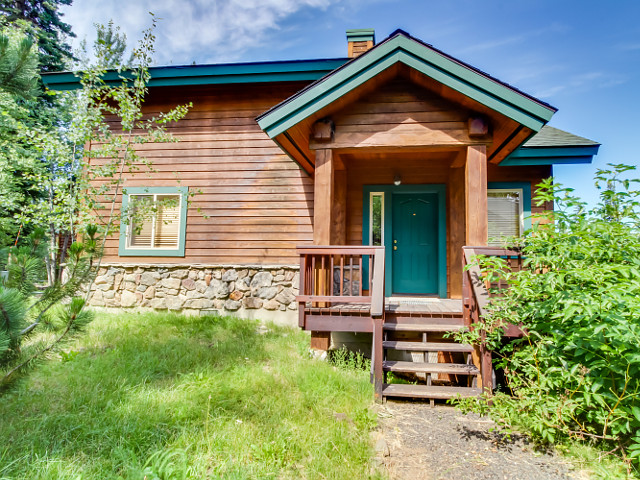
(465, 145, 488, 246)
(313, 148, 334, 245)
(331, 168, 347, 245)
(311, 148, 334, 350)
(464, 145, 490, 389)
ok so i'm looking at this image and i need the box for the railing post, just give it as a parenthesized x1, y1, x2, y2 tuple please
(370, 247, 385, 401)
(298, 254, 306, 329)
(462, 249, 470, 328)
(370, 248, 385, 317)
(480, 329, 493, 393)
(372, 315, 383, 402)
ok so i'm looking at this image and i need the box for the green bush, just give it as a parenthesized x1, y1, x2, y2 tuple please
(456, 164, 640, 473)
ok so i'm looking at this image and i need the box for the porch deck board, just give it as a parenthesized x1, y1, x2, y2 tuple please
(304, 298, 462, 316)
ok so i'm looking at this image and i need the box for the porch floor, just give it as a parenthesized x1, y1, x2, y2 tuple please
(305, 298, 462, 316)
(386, 297, 462, 315)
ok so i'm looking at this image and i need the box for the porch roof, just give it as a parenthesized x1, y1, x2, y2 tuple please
(257, 29, 557, 138)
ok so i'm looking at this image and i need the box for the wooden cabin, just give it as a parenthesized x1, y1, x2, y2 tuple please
(43, 29, 599, 401)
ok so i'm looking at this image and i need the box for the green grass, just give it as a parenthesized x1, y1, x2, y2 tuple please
(0, 312, 383, 479)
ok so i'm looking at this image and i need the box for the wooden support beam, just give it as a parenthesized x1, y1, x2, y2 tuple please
(465, 145, 488, 246)
(310, 332, 331, 350)
(313, 149, 334, 245)
(450, 149, 467, 168)
(372, 316, 384, 402)
(468, 116, 489, 137)
(312, 148, 334, 350)
(331, 168, 347, 245)
(312, 119, 335, 142)
(448, 166, 465, 298)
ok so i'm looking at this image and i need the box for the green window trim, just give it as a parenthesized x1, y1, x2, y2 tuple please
(363, 184, 447, 298)
(118, 186, 189, 257)
(487, 182, 532, 243)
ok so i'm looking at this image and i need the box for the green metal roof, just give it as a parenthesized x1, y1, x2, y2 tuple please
(501, 126, 600, 166)
(257, 29, 557, 138)
(41, 58, 350, 91)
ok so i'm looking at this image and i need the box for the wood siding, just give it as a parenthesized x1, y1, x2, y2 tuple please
(321, 79, 485, 151)
(95, 83, 315, 265)
(94, 77, 552, 293)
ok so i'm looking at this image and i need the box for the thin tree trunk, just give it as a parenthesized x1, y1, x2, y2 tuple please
(48, 223, 56, 285)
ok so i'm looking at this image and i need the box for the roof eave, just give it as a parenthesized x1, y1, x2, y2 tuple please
(500, 144, 601, 166)
(41, 58, 350, 91)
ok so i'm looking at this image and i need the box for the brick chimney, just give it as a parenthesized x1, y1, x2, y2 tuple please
(346, 29, 375, 58)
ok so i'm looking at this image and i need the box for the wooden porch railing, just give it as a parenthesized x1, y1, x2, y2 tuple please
(297, 246, 385, 319)
(297, 245, 386, 399)
(462, 246, 525, 394)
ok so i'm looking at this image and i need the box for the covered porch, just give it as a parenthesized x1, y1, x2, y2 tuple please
(255, 30, 588, 401)
(295, 244, 524, 402)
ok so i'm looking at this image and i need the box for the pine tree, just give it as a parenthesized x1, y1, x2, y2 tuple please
(0, 29, 38, 97)
(94, 20, 132, 68)
(0, 0, 75, 72)
(0, 27, 43, 246)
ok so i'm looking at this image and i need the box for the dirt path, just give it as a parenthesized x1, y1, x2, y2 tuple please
(373, 402, 586, 480)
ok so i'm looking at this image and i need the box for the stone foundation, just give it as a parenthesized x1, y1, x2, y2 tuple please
(89, 264, 299, 326)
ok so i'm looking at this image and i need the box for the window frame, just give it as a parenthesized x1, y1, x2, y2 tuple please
(118, 186, 189, 257)
(487, 181, 532, 245)
(368, 191, 385, 246)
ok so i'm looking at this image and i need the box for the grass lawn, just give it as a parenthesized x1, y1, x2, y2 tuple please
(0, 312, 383, 479)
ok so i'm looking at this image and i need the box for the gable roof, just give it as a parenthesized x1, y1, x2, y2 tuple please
(257, 29, 557, 138)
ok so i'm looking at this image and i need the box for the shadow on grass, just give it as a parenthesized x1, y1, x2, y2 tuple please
(1, 314, 263, 474)
(0, 312, 378, 479)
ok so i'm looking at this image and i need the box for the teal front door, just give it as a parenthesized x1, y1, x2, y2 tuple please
(391, 193, 439, 295)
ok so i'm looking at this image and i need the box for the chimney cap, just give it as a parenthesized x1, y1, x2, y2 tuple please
(346, 28, 375, 43)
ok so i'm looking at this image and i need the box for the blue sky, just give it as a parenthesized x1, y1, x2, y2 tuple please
(62, 0, 640, 206)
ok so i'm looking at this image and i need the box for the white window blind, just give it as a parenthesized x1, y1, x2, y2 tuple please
(487, 189, 523, 246)
(128, 194, 181, 249)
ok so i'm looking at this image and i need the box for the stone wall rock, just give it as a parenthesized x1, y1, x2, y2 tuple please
(87, 264, 300, 321)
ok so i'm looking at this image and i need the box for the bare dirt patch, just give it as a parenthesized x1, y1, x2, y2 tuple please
(373, 402, 586, 480)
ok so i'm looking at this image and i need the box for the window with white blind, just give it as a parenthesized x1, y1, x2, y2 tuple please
(487, 188, 524, 246)
(119, 187, 188, 257)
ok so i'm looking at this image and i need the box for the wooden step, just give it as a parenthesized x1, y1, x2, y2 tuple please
(384, 315, 464, 325)
(383, 360, 479, 376)
(384, 323, 466, 333)
(383, 340, 474, 353)
(382, 383, 482, 400)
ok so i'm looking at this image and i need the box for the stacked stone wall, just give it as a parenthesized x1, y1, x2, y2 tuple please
(89, 264, 299, 325)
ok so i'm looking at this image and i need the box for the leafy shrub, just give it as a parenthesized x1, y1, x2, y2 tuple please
(455, 165, 640, 473)
(329, 347, 371, 372)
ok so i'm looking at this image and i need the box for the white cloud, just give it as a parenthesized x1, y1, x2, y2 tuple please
(61, 0, 338, 65)
(458, 23, 569, 55)
(533, 71, 628, 99)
